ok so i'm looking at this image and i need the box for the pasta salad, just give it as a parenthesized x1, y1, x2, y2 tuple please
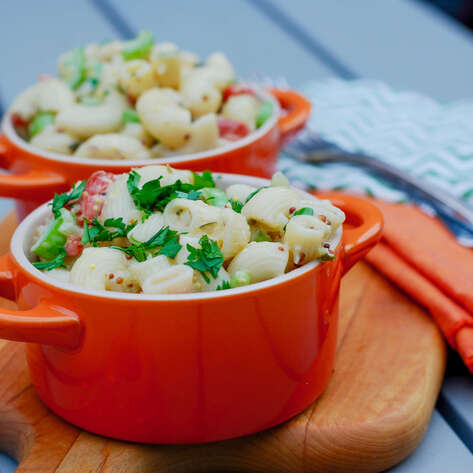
(30, 166, 345, 294)
(10, 31, 274, 160)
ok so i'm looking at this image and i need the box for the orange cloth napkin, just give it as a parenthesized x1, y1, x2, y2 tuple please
(364, 200, 473, 373)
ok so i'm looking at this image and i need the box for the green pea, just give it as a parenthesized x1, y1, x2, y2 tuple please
(123, 108, 141, 124)
(230, 270, 252, 288)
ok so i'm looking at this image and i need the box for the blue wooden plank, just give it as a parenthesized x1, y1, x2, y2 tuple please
(388, 410, 473, 471)
(101, 0, 336, 87)
(439, 374, 473, 453)
(0, 0, 121, 109)
(0, 452, 16, 473)
(263, 0, 473, 101)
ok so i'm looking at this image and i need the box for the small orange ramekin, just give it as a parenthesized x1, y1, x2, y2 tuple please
(0, 87, 311, 219)
(0, 173, 383, 444)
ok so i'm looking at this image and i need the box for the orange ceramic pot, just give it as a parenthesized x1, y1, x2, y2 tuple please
(0, 173, 382, 444)
(0, 87, 311, 219)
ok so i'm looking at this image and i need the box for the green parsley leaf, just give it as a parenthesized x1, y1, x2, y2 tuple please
(185, 235, 224, 283)
(127, 171, 205, 213)
(192, 170, 215, 189)
(245, 186, 268, 204)
(216, 280, 231, 291)
(292, 207, 314, 217)
(82, 217, 136, 245)
(112, 226, 182, 262)
(32, 249, 67, 271)
(229, 199, 243, 213)
(50, 180, 86, 218)
(157, 235, 182, 258)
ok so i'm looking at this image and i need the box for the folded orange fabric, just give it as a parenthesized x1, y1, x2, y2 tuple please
(364, 200, 473, 373)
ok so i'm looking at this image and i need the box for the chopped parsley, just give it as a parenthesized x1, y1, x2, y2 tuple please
(245, 186, 268, 204)
(50, 180, 86, 218)
(82, 217, 136, 245)
(229, 198, 243, 213)
(192, 170, 215, 189)
(32, 249, 67, 271)
(127, 170, 216, 213)
(292, 207, 314, 217)
(112, 226, 181, 262)
(185, 235, 224, 283)
(216, 280, 231, 291)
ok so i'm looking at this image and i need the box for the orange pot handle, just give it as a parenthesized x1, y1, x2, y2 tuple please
(313, 192, 384, 274)
(0, 253, 82, 348)
(0, 134, 67, 199)
(268, 88, 311, 140)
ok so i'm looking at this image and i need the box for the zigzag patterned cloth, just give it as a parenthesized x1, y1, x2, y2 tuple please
(279, 79, 473, 204)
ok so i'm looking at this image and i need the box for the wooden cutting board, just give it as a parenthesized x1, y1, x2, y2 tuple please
(0, 212, 446, 473)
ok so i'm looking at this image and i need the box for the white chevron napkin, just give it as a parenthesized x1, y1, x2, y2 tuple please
(278, 79, 473, 204)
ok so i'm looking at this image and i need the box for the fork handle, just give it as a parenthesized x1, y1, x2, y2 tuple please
(302, 150, 473, 234)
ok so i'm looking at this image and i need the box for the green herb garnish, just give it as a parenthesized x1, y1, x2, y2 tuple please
(127, 170, 216, 213)
(82, 217, 136, 245)
(112, 226, 181, 262)
(292, 207, 314, 217)
(32, 249, 67, 271)
(229, 199, 243, 213)
(192, 170, 215, 189)
(185, 235, 224, 283)
(245, 186, 268, 204)
(50, 180, 86, 218)
(216, 280, 231, 291)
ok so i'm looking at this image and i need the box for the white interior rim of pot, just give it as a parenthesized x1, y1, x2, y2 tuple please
(3, 85, 281, 167)
(11, 173, 342, 301)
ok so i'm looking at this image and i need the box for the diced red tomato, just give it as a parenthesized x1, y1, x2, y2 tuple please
(222, 84, 256, 102)
(65, 235, 83, 257)
(80, 171, 116, 220)
(217, 117, 250, 141)
(10, 113, 29, 129)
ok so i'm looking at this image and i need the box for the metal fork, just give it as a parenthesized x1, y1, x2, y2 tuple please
(284, 129, 473, 247)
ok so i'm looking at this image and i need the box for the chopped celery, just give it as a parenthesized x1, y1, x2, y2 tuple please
(256, 100, 273, 128)
(123, 108, 141, 123)
(254, 229, 271, 242)
(28, 112, 55, 138)
(230, 270, 251, 288)
(31, 209, 73, 260)
(60, 48, 86, 89)
(200, 188, 229, 207)
(121, 30, 154, 61)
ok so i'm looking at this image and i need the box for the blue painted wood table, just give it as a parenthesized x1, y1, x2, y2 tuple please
(0, 1, 472, 471)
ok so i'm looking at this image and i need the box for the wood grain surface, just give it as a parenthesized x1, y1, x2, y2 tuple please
(0, 213, 446, 473)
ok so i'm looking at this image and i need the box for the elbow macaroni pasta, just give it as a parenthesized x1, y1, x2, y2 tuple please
(30, 167, 344, 295)
(11, 34, 273, 159)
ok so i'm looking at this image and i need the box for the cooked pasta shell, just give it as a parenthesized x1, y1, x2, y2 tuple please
(228, 242, 289, 283)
